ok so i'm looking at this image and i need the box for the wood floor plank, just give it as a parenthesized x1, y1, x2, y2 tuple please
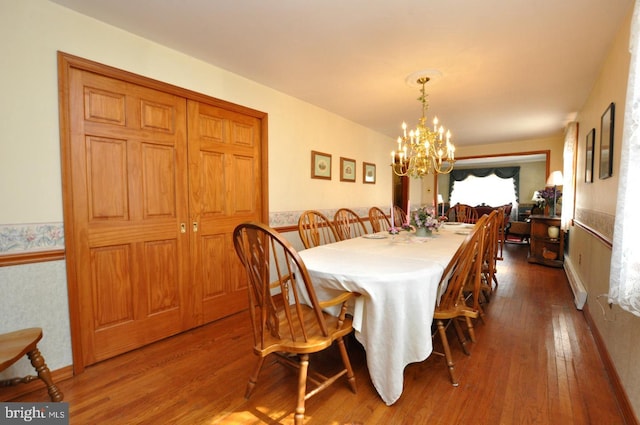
(6, 243, 627, 424)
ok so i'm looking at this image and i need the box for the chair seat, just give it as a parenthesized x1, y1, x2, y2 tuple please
(0, 328, 42, 371)
(0, 327, 64, 402)
(257, 305, 354, 356)
(434, 303, 479, 321)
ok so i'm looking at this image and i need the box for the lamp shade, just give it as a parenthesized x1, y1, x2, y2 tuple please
(437, 194, 444, 204)
(546, 170, 563, 186)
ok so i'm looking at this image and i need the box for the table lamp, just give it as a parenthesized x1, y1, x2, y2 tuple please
(545, 171, 563, 217)
(531, 191, 543, 209)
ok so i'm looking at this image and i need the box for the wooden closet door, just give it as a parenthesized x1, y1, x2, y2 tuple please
(187, 100, 260, 323)
(67, 69, 191, 365)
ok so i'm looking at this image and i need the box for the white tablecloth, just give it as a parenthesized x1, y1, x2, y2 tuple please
(297, 224, 471, 405)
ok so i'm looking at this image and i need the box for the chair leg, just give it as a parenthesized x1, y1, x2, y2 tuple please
(336, 336, 357, 393)
(27, 347, 63, 402)
(436, 320, 458, 387)
(451, 319, 470, 356)
(476, 299, 486, 324)
(245, 356, 265, 399)
(465, 316, 477, 343)
(295, 354, 309, 425)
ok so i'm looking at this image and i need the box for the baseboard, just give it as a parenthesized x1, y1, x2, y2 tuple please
(1, 365, 73, 401)
(563, 256, 587, 309)
(583, 304, 639, 425)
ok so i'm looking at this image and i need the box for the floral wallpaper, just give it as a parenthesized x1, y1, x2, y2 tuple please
(574, 208, 615, 243)
(0, 223, 65, 253)
(0, 208, 376, 254)
(269, 207, 372, 228)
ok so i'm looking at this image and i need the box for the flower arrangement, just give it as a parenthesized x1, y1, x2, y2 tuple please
(536, 186, 563, 216)
(537, 186, 562, 205)
(410, 207, 442, 230)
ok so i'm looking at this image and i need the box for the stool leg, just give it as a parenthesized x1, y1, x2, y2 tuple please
(27, 347, 63, 402)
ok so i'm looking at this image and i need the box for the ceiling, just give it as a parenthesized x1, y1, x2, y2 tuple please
(50, 0, 633, 147)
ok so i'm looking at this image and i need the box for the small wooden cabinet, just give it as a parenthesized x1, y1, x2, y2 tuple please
(528, 216, 564, 267)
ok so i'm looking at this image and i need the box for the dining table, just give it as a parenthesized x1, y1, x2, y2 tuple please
(297, 222, 474, 406)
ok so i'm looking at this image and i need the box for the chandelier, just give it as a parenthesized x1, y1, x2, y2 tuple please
(391, 76, 455, 177)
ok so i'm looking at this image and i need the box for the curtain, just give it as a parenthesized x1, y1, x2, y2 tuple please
(609, 0, 640, 316)
(448, 166, 520, 201)
(562, 122, 577, 230)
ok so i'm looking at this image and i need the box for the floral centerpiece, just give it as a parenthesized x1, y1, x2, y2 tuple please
(410, 207, 442, 236)
(537, 186, 562, 216)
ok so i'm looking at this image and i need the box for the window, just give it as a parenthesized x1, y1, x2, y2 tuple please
(450, 173, 518, 208)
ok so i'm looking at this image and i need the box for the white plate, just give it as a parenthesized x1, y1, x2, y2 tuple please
(445, 222, 463, 226)
(363, 234, 387, 239)
(455, 230, 471, 235)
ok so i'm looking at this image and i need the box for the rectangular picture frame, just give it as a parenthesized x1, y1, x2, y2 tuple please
(599, 102, 615, 180)
(311, 150, 332, 180)
(585, 128, 595, 183)
(363, 162, 376, 184)
(340, 157, 356, 182)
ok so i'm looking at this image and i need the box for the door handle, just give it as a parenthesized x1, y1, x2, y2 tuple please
(193, 222, 198, 233)
(180, 223, 186, 233)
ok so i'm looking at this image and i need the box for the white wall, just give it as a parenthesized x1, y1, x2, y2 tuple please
(0, 0, 398, 225)
(0, 261, 71, 380)
(569, 6, 640, 418)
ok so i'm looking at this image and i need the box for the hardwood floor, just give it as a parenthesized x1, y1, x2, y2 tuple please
(10, 243, 625, 424)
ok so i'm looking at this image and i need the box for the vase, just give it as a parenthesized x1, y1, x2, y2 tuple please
(547, 225, 560, 239)
(415, 227, 431, 237)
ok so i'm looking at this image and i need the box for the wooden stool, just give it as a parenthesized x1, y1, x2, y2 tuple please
(0, 328, 63, 401)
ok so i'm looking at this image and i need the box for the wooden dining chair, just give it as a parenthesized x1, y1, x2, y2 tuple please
(298, 210, 340, 249)
(334, 208, 368, 240)
(432, 217, 485, 386)
(450, 203, 478, 224)
(496, 207, 509, 260)
(393, 205, 407, 228)
(233, 222, 357, 425)
(484, 208, 502, 294)
(463, 213, 496, 319)
(368, 206, 391, 232)
(0, 328, 64, 402)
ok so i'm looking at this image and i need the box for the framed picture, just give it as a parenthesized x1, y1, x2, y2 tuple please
(311, 150, 332, 180)
(585, 128, 595, 183)
(340, 157, 356, 182)
(599, 102, 615, 179)
(363, 162, 376, 184)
